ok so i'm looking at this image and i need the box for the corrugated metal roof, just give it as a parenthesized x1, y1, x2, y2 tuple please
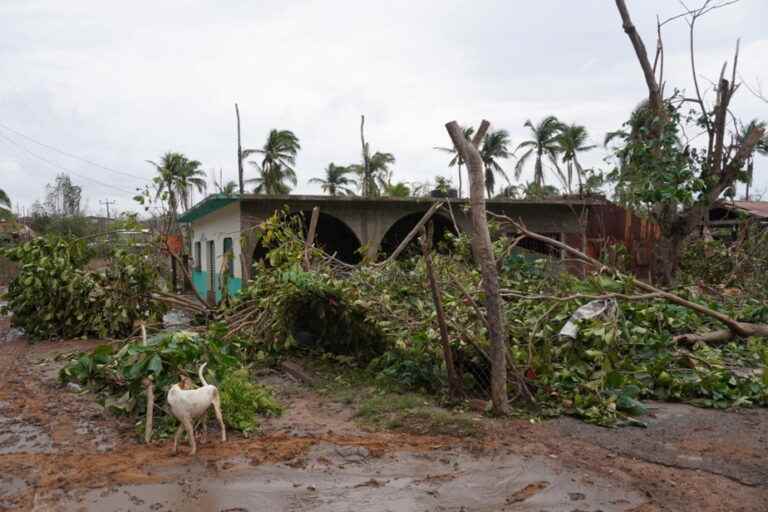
(723, 201, 768, 218)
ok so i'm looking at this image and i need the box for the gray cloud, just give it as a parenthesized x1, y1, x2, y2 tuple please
(1, 0, 766, 215)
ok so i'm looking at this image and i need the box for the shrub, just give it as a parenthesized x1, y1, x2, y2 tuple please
(1, 236, 164, 340)
(219, 369, 282, 434)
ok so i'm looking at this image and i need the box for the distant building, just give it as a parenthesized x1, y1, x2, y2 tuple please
(709, 201, 768, 239)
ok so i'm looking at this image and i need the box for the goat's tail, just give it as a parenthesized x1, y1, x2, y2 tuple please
(198, 362, 208, 387)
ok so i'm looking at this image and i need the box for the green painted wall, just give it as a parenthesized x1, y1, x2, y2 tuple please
(191, 270, 242, 303)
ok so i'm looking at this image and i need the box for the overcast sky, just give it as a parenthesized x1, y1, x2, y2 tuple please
(1, 0, 767, 216)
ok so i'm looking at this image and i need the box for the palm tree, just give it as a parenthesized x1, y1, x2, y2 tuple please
(434, 125, 474, 198)
(148, 152, 207, 215)
(244, 129, 301, 195)
(480, 129, 512, 197)
(309, 163, 357, 196)
(176, 160, 207, 210)
(382, 181, 410, 198)
(557, 123, 596, 195)
(514, 116, 563, 188)
(738, 119, 768, 200)
(353, 151, 395, 197)
(215, 180, 238, 195)
(0, 188, 10, 218)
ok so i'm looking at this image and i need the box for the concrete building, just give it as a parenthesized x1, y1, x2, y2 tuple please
(178, 194, 651, 302)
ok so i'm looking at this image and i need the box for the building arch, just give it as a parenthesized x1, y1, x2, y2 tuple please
(376, 211, 458, 260)
(251, 210, 363, 266)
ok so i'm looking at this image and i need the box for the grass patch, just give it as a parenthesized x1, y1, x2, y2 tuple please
(356, 392, 480, 437)
(286, 356, 481, 437)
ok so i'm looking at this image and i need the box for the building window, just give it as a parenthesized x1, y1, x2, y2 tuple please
(223, 237, 234, 277)
(207, 240, 215, 291)
(194, 241, 201, 271)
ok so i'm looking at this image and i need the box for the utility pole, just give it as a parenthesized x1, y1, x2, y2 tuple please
(100, 199, 115, 220)
(235, 103, 244, 195)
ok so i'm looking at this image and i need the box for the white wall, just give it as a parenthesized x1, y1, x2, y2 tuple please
(190, 202, 242, 279)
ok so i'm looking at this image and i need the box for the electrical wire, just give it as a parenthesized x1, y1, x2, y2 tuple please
(0, 131, 138, 196)
(0, 121, 151, 182)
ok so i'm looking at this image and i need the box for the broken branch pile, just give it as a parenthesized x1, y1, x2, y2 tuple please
(218, 210, 768, 425)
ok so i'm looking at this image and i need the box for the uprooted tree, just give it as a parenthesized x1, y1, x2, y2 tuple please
(608, 0, 766, 284)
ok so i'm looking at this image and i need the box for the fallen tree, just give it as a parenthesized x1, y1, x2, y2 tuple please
(492, 213, 768, 344)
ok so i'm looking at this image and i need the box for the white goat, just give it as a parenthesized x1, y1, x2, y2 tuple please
(167, 363, 226, 455)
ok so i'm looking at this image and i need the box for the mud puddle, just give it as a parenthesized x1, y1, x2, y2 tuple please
(0, 401, 53, 455)
(0, 474, 27, 509)
(51, 443, 645, 511)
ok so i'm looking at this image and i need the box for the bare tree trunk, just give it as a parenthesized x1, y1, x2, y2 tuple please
(420, 223, 463, 399)
(446, 119, 508, 415)
(235, 103, 244, 195)
(614, 0, 663, 111)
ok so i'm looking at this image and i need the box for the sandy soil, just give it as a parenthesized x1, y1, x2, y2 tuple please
(0, 316, 766, 511)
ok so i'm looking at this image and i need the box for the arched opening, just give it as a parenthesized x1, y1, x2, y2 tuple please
(307, 211, 362, 264)
(378, 212, 457, 260)
(251, 211, 362, 266)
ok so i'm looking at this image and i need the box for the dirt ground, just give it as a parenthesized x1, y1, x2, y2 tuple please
(1, 315, 766, 511)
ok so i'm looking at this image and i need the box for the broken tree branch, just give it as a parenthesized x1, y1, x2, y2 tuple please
(501, 291, 666, 302)
(420, 223, 463, 398)
(303, 206, 320, 271)
(379, 201, 444, 264)
(492, 213, 768, 342)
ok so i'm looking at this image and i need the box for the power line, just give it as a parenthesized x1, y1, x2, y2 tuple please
(0, 131, 137, 196)
(0, 121, 151, 182)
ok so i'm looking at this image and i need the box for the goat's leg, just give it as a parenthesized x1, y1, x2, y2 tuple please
(201, 413, 209, 444)
(182, 416, 196, 455)
(173, 424, 183, 454)
(213, 396, 227, 442)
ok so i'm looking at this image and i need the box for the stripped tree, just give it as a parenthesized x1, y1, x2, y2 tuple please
(446, 119, 509, 414)
(610, 0, 765, 284)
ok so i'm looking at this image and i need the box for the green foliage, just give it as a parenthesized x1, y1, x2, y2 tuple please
(231, 211, 387, 360)
(679, 239, 733, 285)
(506, 271, 768, 425)
(219, 369, 282, 434)
(679, 229, 768, 300)
(369, 335, 446, 393)
(60, 328, 280, 435)
(608, 100, 697, 212)
(233, 265, 388, 360)
(1, 236, 164, 340)
(233, 212, 768, 427)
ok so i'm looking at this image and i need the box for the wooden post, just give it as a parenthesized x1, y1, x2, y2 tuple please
(420, 223, 463, 398)
(446, 119, 509, 415)
(303, 207, 320, 271)
(143, 379, 154, 444)
(170, 256, 178, 293)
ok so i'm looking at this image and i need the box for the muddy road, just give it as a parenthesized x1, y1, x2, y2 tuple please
(1, 317, 766, 511)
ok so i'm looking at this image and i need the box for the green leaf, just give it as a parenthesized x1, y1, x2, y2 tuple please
(147, 354, 163, 374)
